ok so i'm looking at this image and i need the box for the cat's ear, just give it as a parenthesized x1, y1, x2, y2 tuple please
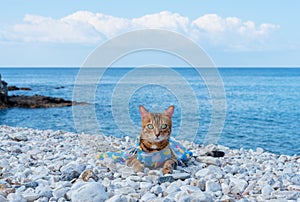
(163, 105, 174, 119)
(139, 105, 149, 119)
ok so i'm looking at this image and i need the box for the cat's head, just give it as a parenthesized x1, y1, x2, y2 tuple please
(139, 105, 174, 143)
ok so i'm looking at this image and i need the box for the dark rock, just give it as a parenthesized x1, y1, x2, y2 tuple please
(0, 74, 87, 109)
(24, 181, 39, 189)
(0, 74, 8, 107)
(205, 150, 225, 158)
(7, 95, 86, 109)
(8, 86, 32, 91)
(61, 171, 81, 181)
(158, 176, 175, 184)
(54, 86, 65, 89)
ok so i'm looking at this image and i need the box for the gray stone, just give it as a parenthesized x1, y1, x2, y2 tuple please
(172, 173, 191, 180)
(71, 182, 108, 202)
(141, 192, 156, 201)
(151, 185, 163, 195)
(262, 184, 274, 197)
(0, 195, 7, 202)
(22, 192, 39, 201)
(7, 193, 26, 202)
(60, 162, 86, 181)
(115, 187, 136, 195)
(195, 165, 222, 179)
(229, 178, 248, 195)
(181, 185, 200, 193)
(272, 190, 300, 200)
(190, 191, 212, 202)
(196, 157, 221, 166)
(166, 181, 182, 194)
(125, 179, 139, 189)
(140, 182, 153, 190)
(106, 195, 122, 202)
(175, 190, 191, 202)
(34, 197, 49, 202)
(53, 187, 70, 199)
(206, 180, 221, 192)
(256, 147, 264, 154)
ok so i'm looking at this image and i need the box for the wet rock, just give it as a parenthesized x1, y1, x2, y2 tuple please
(8, 86, 31, 91)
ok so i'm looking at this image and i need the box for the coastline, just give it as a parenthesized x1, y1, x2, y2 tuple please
(0, 125, 299, 201)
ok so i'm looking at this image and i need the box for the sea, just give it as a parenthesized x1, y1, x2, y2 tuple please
(0, 67, 299, 156)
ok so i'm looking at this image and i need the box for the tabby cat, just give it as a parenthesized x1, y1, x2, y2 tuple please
(126, 105, 178, 175)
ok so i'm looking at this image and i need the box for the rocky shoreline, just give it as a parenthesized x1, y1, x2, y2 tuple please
(0, 126, 299, 202)
(0, 74, 85, 109)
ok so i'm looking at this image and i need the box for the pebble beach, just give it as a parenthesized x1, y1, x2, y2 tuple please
(0, 125, 300, 202)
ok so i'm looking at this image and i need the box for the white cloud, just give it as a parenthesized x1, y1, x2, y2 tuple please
(11, 13, 102, 43)
(192, 14, 279, 50)
(132, 11, 190, 33)
(1, 11, 279, 50)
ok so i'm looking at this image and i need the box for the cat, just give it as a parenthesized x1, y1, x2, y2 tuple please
(126, 105, 178, 175)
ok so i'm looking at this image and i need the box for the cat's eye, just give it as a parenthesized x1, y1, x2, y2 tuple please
(147, 124, 154, 129)
(161, 124, 167, 129)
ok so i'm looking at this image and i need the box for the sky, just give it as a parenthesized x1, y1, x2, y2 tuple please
(0, 0, 299, 67)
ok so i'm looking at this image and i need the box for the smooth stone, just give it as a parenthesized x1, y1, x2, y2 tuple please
(229, 178, 248, 195)
(7, 193, 26, 202)
(290, 174, 300, 185)
(141, 192, 156, 201)
(36, 186, 53, 199)
(140, 182, 153, 190)
(150, 185, 163, 195)
(190, 191, 212, 202)
(158, 176, 175, 184)
(70, 182, 108, 202)
(57, 198, 67, 202)
(196, 157, 221, 166)
(271, 190, 300, 200)
(115, 187, 136, 195)
(0, 195, 7, 202)
(221, 182, 230, 195)
(165, 184, 181, 194)
(172, 173, 191, 180)
(125, 179, 139, 189)
(195, 165, 222, 179)
(106, 195, 122, 202)
(175, 190, 190, 202)
(22, 192, 39, 201)
(262, 184, 274, 197)
(53, 187, 70, 199)
(60, 162, 86, 181)
(23, 181, 38, 189)
(256, 147, 264, 154)
(128, 176, 141, 182)
(206, 180, 221, 192)
(180, 185, 200, 193)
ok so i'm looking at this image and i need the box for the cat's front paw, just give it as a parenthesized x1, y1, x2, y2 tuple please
(163, 159, 177, 175)
(126, 156, 144, 173)
(133, 162, 144, 173)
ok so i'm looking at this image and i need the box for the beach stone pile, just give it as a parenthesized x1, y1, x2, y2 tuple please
(0, 125, 300, 202)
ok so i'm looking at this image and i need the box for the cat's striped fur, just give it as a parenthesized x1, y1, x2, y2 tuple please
(126, 105, 178, 174)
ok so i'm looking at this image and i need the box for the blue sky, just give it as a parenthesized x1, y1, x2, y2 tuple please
(0, 0, 299, 67)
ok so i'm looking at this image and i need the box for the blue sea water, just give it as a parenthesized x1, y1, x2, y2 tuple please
(0, 67, 299, 156)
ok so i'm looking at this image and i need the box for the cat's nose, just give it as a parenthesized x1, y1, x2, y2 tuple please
(155, 133, 160, 137)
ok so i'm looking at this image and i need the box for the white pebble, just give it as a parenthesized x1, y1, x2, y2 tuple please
(141, 192, 156, 201)
(70, 182, 108, 202)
